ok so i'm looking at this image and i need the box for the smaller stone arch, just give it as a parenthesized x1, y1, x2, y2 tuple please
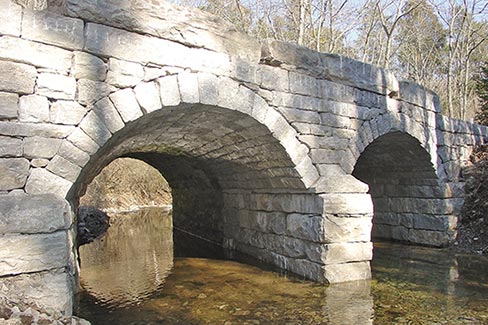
(348, 115, 460, 247)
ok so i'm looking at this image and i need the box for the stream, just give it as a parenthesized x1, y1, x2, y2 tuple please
(76, 207, 488, 324)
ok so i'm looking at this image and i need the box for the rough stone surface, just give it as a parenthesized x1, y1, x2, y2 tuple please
(50, 100, 88, 125)
(25, 168, 73, 197)
(22, 9, 84, 50)
(158, 75, 181, 106)
(67, 128, 99, 154)
(31, 158, 49, 167)
(65, 0, 261, 62)
(47, 155, 81, 182)
(72, 51, 107, 81)
(0, 231, 68, 276)
(109, 89, 143, 122)
(0, 121, 74, 138)
(36, 73, 77, 100)
(0, 270, 72, 316)
(76, 79, 117, 105)
(0, 0, 22, 36)
(0, 92, 19, 119)
(92, 97, 125, 133)
(106, 58, 144, 88)
(134, 81, 162, 113)
(0, 61, 37, 94)
(0, 136, 22, 157)
(79, 111, 112, 146)
(0, 36, 73, 72)
(18, 95, 49, 123)
(0, 158, 30, 191)
(23, 136, 62, 159)
(57, 140, 90, 167)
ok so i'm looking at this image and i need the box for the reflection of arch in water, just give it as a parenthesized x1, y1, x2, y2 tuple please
(353, 131, 456, 246)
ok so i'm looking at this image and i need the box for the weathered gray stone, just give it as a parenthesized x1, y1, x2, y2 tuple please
(0, 194, 71, 234)
(109, 89, 143, 122)
(134, 82, 162, 113)
(305, 242, 373, 265)
(25, 168, 73, 197)
(177, 72, 199, 103)
(0, 136, 22, 157)
(50, 100, 88, 125)
(31, 158, 49, 167)
(36, 73, 77, 100)
(106, 58, 144, 88)
(93, 97, 125, 133)
(84, 23, 231, 75)
(76, 79, 117, 105)
(0, 158, 30, 191)
(0, 269, 72, 316)
(0, 61, 37, 94)
(0, 122, 74, 138)
(0, 0, 22, 36)
(0, 36, 72, 71)
(65, 0, 261, 62)
(67, 128, 100, 155)
(314, 176, 369, 193)
(321, 193, 373, 215)
(322, 215, 372, 243)
(57, 140, 90, 167)
(24, 136, 62, 159)
(18, 95, 50, 123)
(47, 155, 81, 182)
(158, 75, 181, 106)
(0, 92, 19, 119)
(72, 52, 107, 81)
(250, 194, 323, 214)
(408, 228, 451, 247)
(79, 111, 112, 146)
(22, 9, 84, 50)
(13, 0, 47, 10)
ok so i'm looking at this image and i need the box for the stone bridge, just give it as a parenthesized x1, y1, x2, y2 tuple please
(1, 0, 487, 316)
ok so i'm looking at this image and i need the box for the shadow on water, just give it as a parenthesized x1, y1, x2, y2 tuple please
(76, 207, 488, 324)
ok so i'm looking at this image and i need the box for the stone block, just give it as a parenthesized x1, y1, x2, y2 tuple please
(305, 242, 373, 265)
(0, 0, 22, 36)
(0, 136, 22, 157)
(314, 175, 369, 194)
(24, 136, 62, 159)
(321, 193, 373, 215)
(134, 81, 162, 113)
(408, 229, 452, 247)
(310, 149, 346, 164)
(0, 92, 19, 119)
(278, 107, 321, 124)
(158, 75, 181, 106)
(178, 72, 199, 103)
(258, 65, 289, 91)
(25, 168, 73, 197)
(322, 215, 372, 243)
(0, 121, 74, 138)
(50, 100, 88, 125)
(31, 158, 49, 167)
(0, 36, 72, 72)
(0, 194, 71, 234)
(106, 58, 144, 88)
(0, 269, 73, 317)
(72, 51, 106, 81)
(109, 89, 143, 122)
(57, 140, 90, 167)
(13, 0, 47, 10)
(84, 23, 231, 75)
(412, 215, 450, 231)
(250, 193, 323, 214)
(22, 9, 84, 50)
(47, 155, 81, 182)
(79, 111, 112, 146)
(67, 128, 100, 155)
(36, 73, 76, 100)
(76, 79, 117, 106)
(0, 61, 36, 94)
(93, 97, 125, 133)
(66, 0, 261, 62)
(18, 95, 49, 122)
(0, 158, 30, 191)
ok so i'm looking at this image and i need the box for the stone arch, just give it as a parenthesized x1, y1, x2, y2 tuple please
(348, 115, 458, 247)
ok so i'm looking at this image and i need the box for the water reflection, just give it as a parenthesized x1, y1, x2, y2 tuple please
(77, 208, 488, 324)
(78, 207, 173, 308)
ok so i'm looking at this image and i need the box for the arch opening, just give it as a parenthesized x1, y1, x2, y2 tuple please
(353, 131, 453, 247)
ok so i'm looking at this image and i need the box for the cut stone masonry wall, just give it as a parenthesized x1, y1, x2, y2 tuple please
(0, 0, 487, 316)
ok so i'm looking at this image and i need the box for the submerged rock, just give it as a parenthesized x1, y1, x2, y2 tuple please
(77, 206, 110, 246)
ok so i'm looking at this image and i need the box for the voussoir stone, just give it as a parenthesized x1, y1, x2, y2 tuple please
(76, 79, 117, 106)
(0, 158, 30, 191)
(25, 168, 73, 197)
(50, 100, 88, 125)
(0, 194, 71, 234)
(106, 58, 144, 88)
(0, 61, 37, 94)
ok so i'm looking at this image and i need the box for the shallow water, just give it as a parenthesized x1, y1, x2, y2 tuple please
(76, 208, 488, 324)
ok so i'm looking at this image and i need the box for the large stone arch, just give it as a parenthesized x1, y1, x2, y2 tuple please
(348, 114, 460, 246)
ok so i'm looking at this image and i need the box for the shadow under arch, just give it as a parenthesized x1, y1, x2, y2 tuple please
(68, 102, 314, 254)
(352, 131, 455, 247)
